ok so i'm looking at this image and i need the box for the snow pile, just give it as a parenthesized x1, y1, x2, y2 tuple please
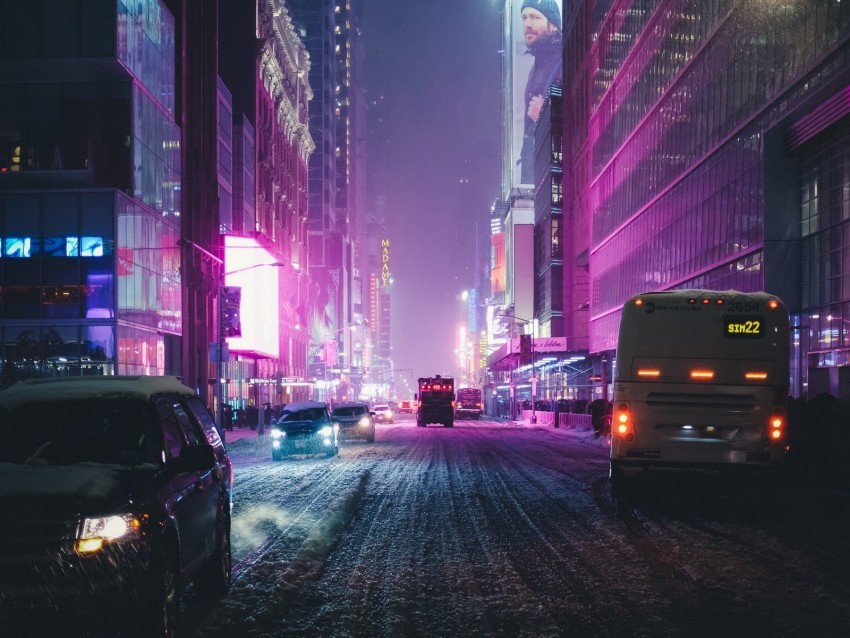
(198, 469, 370, 635)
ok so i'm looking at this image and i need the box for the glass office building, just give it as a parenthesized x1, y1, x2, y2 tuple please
(0, 0, 182, 382)
(565, 0, 850, 397)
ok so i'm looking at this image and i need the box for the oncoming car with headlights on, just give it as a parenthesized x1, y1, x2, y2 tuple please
(270, 401, 339, 459)
(330, 402, 375, 442)
(0, 376, 232, 638)
(372, 403, 394, 424)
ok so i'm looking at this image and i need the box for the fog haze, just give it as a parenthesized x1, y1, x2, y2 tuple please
(362, 0, 502, 386)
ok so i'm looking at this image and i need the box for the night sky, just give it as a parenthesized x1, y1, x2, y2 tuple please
(362, 0, 503, 386)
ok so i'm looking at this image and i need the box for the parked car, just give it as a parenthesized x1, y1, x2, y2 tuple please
(331, 402, 376, 442)
(271, 401, 339, 459)
(0, 375, 232, 637)
(372, 403, 394, 423)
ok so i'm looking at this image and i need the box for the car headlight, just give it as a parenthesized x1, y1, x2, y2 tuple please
(358, 416, 371, 427)
(271, 428, 286, 439)
(76, 514, 141, 554)
(319, 426, 334, 437)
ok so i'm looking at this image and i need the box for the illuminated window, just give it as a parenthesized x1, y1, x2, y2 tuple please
(5, 237, 31, 257)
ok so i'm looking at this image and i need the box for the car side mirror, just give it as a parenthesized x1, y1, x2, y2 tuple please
(370, 411, 376, 416)
(173, 445, 216, 473)
(414, 393, 418, 400)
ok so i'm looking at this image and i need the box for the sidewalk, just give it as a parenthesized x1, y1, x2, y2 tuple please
(221, 427, 263, 443)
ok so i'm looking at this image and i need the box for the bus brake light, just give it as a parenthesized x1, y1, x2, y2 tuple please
(745, 372, 768, 380)
(637, 369, 660, 377)
(769, 416, 783, 440)
(615, 405, 633, 440)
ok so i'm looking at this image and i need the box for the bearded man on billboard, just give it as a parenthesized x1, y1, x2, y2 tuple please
(520, 0, 562, 185)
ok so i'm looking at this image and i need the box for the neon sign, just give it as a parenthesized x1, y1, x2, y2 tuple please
(381, 238, 391, 287)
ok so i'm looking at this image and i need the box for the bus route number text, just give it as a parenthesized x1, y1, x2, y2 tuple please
(724, 315, 764, 338)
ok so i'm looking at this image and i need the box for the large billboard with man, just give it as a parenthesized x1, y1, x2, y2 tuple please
(506, 0, 563, 188)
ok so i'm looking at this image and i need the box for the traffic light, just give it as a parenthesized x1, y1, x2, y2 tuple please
(220, 286, 242, 338)
(519, 334, 532, 364)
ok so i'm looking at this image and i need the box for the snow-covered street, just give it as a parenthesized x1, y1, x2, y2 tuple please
(185, 417, 850, 637)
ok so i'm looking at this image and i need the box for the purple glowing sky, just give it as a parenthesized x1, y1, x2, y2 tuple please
(362, 0, 502, 384)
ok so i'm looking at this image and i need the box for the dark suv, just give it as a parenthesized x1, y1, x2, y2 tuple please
(331, 402, 376, 442)
(271, 401, 339, 459)
(0, 376, 232, 637)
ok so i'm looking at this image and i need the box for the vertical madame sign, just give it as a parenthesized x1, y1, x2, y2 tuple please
(381, 239, 391, 287)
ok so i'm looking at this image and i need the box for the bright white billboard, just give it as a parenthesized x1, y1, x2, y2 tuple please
(224, 235, 280, 358)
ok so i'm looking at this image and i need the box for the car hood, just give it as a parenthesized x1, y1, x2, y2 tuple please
(0, 462, 157, 518)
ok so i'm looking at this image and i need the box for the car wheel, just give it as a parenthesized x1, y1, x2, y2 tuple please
(444, 421, 454, 428)
(326, 445, 339, 457)
(136, 544, 179, 638)
(194, 510, 232, 598)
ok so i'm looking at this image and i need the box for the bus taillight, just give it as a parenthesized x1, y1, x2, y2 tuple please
(690, 369, 715, 380)
(745, 372, 768, 380)
(637, 368, 660, 378)
(615, 404, 633, 441)
(769, 416, 784, 441)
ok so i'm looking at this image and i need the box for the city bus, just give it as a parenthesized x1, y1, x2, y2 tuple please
(609, 289, 790, 497)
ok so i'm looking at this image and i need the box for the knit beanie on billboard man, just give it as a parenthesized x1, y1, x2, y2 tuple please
(521, 0, 562, 31)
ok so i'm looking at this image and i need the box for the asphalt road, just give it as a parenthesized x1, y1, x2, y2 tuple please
(187, 415, 850, 637)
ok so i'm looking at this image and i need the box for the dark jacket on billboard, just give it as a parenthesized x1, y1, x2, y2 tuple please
(521, 37, 563, 184)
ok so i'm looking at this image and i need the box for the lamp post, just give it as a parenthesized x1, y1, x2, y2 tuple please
(217, 261, 285, 439)
(320, 325, 355, 408)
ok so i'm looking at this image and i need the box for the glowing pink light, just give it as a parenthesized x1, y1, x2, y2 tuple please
(224, 235, 280, 357)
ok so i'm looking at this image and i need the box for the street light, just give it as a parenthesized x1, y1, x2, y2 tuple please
(217, 261, 285, 439)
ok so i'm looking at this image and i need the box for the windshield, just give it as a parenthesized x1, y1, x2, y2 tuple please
(280, 408, 329, 423)
(332, 406, 367, 417)
(0, 398, 161, 466)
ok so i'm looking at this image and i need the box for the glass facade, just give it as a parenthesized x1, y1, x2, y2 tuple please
(797, 122, 850, 393)
(132, 85, 181, 218)
(0, 0, 181, 383)
(117, 0, 176, 115)
(582, 0, 850, 382)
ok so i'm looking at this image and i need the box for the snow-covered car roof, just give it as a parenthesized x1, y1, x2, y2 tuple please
(281, 401, 329, 412)
(0, 375, 196, 408)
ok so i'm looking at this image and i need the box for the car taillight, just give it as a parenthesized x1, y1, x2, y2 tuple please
(615, 403, 634, 441)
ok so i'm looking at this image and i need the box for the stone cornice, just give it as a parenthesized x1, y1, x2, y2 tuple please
(258, 0, 315, 161)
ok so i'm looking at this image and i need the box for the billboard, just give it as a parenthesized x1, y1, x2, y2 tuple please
(223, 235, 280, 357)
(506, 0, 563, 188)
